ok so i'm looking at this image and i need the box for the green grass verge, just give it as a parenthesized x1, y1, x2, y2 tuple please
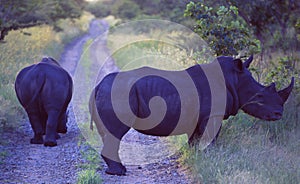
(77, 169, 102, 184)
(180, 106, 300, 184)
(77, 137, 102, 184)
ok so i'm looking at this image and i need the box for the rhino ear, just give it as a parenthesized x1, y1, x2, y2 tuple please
(41, 57, 48, 63)
(244, 55, 253, 68)
(233, 58, 244, 72)
(267, 82, 276, 91)
(278, 77, 294, 102)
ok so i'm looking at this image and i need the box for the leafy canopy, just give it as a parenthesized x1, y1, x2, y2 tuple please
(0, 0, 85, 41)
(184, 1, 260, 56)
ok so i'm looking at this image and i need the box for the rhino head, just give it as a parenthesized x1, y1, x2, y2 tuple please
(218, 56, 294, 120)
(233, 56, 294, 121)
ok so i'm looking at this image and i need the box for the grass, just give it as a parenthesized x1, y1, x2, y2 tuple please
(77, 137, 102, 184)
(180, 105, 300, 184)
(77, 169, 102, 184)
(0, 25, 55, 130)
(107, 26, 208, 71)
(105, 30, 300, 183)
(73, 37, 104, 183)
(0, 11, 94, 131)
(0, 10, 97, 183)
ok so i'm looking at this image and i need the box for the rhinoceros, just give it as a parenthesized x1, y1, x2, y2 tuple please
(15, 57, 73, 147)
(89, 56, 294, 175)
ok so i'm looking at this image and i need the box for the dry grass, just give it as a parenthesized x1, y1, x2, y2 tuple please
(0, 11, 94, 130)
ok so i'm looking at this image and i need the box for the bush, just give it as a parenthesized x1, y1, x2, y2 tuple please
(85, 1, 112, 18)
(77, 169, 102, 184)
(111, 0, 141, 20)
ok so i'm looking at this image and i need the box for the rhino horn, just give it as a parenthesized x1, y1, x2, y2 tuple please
(278, 77, 294, 102)
(244, 55, 253, 68)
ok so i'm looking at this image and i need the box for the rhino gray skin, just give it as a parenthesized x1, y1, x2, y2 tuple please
(90, 55, 294, 175)
(15, 57, 73, 147)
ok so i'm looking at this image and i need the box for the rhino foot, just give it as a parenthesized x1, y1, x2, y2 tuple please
(30, 135, 43, 144)
(55, 133, 61, 139)
(44, 140, 57, 147)
(57, 126, 67, 134)
(105, 165, 126, 176)
(101, 155, 127, 176)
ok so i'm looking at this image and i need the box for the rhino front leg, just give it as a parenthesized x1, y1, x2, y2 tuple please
(188, 117, 222, 148)
(44, 110, 60, 147)
(27, 112, 44, 144)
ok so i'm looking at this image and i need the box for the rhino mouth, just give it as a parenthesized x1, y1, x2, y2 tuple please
(262, 113, 282, 121)
(244, 110, 282, 121)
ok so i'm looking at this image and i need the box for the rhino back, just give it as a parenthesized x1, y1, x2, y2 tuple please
(95, 66, 214, 137)
(15, 62, 72, 111)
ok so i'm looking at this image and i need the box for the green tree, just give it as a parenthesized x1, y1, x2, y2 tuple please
(185, 1, 260, 56)
(85, 1, 112, 18)
(227, 0, 300, 51)
(0, 0, 85, 41)
(185, 0, 300, 54)
(111, 0, 141, 20)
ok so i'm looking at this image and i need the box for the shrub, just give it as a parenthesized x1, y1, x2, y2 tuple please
(77, 169, 102, 184)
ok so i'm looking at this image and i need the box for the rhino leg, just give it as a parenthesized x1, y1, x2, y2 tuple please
(57, 111, 68, 134)
(27, 112, 44, 144)
(101, 154, 127, 176)
(101, 126, 130, 175)
(188, 117, 222, 148)
(55, 133, 61, 139)
(30, 134, 43, 144)
(44, 110, 60, 147)
(56, 122, 67, 134)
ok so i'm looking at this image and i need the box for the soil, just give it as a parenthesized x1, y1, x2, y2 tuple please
(0, 19, 194, 184)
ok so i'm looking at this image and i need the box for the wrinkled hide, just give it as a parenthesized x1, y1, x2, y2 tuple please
(15, 57, 73, 147)
(90, 55, 294, 175)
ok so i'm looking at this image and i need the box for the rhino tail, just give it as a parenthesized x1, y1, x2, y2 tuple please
(89, 88, 97, 131)
(24, 73, 46, 110)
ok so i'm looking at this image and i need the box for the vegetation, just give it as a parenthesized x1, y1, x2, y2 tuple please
(184, 0, 300, 54)
(181, 1, 300, 183)
(0, 0, 86, 41)
(84, 1, 300, 182)
(184, 2, 260, 55)
(77, 169, 102, 184)
(1, 0, 299, 183)
(85, 0, 192, 24)
(0, 11, 94, 130)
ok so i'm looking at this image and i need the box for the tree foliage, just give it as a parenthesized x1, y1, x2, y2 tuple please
(111, 0, 141, 20)
(227, 0, 300, 50)
(85, 0, 191, 24)
(184, 1, 260, 56)
(0, 0, 85, 41)
(185, 0, 300, 54)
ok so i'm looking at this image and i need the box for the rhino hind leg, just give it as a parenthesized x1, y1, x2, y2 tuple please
(44, 110, 60, 147)
(56, 112, 67, 134)
(30, 134, 43, 144)
(55, 133, 61, 139)
(101, 124, 130, 175)
(27, 112, 44, 144)
(101, 136, 127, 175)
(57, 125, 67, 134)
(101, 154, 127, 176)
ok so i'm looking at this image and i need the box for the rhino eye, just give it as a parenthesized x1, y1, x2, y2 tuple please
(256, 94, 263, 98)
